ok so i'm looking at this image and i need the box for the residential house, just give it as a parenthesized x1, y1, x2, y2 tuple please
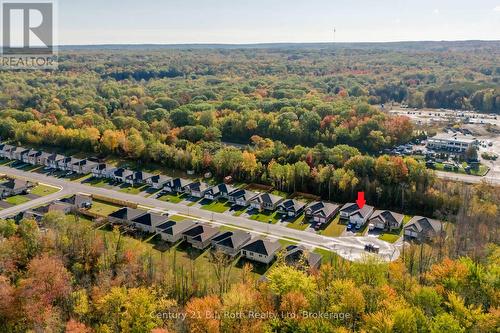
(156, 220, 197, 243)
(339, 203, 375, 228)
(285, 245, 322, 270)
(227, 189, 258, 207)
(48, 201, 74, 214)
(212, 230, 251, 257)
(210, 231, 233, 247)
(12, 147, 30, 161)
(22, 149, 35, 163)
(185, 181, 210, 198)
(126, 171, 154, 185)
(182, 224, 220, 250)
(164, 178, 193, 193)
(249, 193, 284, 211)
(0, 144, 14, 159)
(46, 153, 66, 169)
(204, 183, 235, 201)
(57, 156, 75, 171)
(37, 152, 52, 166)
(305, 201, 341, 225)
(107, 207, 145, 225)
(404, 216, 444, 242)
(112, 168, 134, 183)
(0, 178, 33, 198)
(146, 175, 171, 189)
(241, 238, 281, 265)
(131, 212, 169, 233)
(22, 205, 49, 223)
(59, 194, 93, 209)
(92, 163, 115, 178)
(72, 159, 97, 174)
(369, 210, 404, 232)
(277, 199, 307, 218)
(25, 149, 42, 165)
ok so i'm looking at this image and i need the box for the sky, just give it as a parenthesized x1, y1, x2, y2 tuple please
(56, 0, 500, 44)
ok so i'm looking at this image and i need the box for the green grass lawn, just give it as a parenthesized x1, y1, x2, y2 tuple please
(70, 173, 93, 182)
(30, 184, 60, 196)
(270, 190, 288, 198)
(88, 200, 121, 216)
(378, 233, 401, 243)
(319, 215, 345, 237)
(86, 177, 113, 188)
(432, 162, 489, 176)
(278, 238, 298, 247)
(201, 199, 231, 213)
(232, 206, 247, 216)
(285, 214, 309, 231)
(157, 193, 184, 203)
(249, 210, 281, 224)
(314, 248, 342, 264)
(4, 195, 31, 205)
(119, 184, 149, 194)
(168, 215, 188, 222)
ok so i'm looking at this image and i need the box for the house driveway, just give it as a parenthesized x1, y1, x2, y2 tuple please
(0, 201, 14, 209)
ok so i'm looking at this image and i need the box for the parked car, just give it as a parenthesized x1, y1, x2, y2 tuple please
(364, 244, 380, 253)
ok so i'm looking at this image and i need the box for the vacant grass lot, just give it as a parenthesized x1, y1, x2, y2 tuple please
(4, 195, 31, 205)
(30, 184, 59, 196)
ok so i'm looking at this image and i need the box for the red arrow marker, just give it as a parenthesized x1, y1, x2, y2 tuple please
(356, 192, 366, 209)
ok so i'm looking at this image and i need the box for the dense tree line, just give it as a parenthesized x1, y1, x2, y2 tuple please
(0, 185, 498, 333)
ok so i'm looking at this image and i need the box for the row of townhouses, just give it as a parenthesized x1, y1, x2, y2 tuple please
(108, 207, 321, 268)
(1, 143, 443, 242)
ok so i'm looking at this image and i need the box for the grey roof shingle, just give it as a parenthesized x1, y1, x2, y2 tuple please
(108, 207, 145, 220)
(242, 238, 281, 256)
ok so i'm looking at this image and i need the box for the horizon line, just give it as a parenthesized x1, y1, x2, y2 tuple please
(50, 39, 500, 47)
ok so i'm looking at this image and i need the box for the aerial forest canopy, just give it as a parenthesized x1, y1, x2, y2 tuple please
(0, 42, 498, 216)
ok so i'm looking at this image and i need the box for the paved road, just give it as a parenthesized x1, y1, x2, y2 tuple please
(435, 170, 500, 186)
(0, 180, 71, 218)
(0, 165, 401, 262)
